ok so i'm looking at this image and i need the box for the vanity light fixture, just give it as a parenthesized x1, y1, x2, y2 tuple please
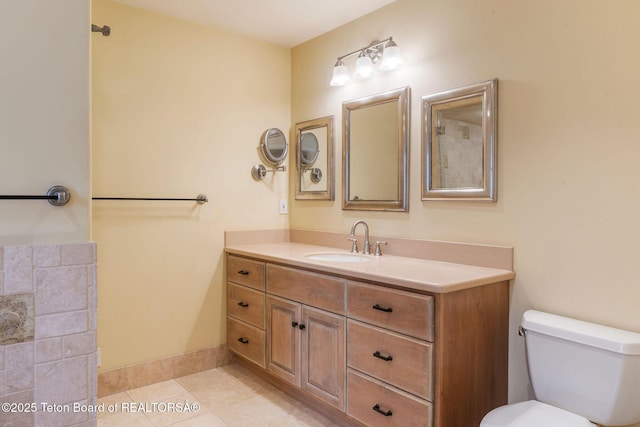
(330, 37, 403, 86)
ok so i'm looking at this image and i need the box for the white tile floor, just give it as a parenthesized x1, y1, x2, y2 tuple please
(97, 364, 338, 426)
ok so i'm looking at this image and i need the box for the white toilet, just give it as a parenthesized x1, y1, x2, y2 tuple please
(481, 310, 640, 427)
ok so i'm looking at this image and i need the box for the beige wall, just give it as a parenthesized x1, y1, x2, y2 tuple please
(291, 0, 640, 414)
(92, 0, 289, 370)
(0, 0, 90, 245)
(90, 0, 640, 422)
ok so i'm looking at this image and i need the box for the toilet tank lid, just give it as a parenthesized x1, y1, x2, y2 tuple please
(522, 310, 640, 355)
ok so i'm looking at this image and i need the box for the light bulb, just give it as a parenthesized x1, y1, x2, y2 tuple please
(353, 51, 374, 79)
(330, 60, 350, 86)
(380, 40, 404, 71)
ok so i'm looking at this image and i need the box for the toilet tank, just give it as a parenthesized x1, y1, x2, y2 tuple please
(522, 310, 640, 426)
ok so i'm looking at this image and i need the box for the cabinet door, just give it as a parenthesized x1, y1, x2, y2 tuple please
(301, 306, 346, 411)
(266, 295, 301, 386)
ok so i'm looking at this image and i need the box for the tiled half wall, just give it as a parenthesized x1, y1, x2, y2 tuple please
(0, 243, 97, 427)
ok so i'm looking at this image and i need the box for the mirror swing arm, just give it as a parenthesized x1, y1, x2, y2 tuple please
(251, 163, 285, 180)
(251, 128, 288, 180)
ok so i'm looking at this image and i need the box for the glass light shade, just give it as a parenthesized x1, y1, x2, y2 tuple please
(353, 53, 374, 79)
(330, 61, 350, 86)
(380, 43, 404, 70)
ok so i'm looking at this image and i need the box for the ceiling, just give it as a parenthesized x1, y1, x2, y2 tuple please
(112, 0, 397, 47)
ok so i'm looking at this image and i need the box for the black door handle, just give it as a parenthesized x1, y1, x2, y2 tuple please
(373, 351, 393, 362)
(237, 337, 249, 344)
(372, 404, 393, 417)
(373, 304, 393, 313)
(237, 301, 249, 307)
(237, 270, 249, 275)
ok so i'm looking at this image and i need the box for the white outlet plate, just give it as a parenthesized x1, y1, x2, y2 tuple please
(279, 199, 288, 214)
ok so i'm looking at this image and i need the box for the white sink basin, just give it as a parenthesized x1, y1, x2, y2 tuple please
(304, 252, 371, 263)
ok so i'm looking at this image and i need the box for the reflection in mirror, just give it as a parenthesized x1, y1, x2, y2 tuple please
(422, 79, 497, 201)
(295, 116, 334, 200)
(343, 86, 409, 211)
(260, 128, 288, 166)
(300, 133, 319, 165)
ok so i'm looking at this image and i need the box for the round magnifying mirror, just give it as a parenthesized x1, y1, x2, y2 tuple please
(261, 128, 288, 166)
(300, 132, 320, 165)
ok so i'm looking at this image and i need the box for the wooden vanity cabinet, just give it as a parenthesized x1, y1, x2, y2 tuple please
(226, 255, 266, 368)
(266, 266, 346, 411)
(226, 254, 509, 427)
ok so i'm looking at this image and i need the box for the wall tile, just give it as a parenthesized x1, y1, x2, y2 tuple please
(0, 319, 4, 395)
(35, 310, 87, 339)
(125, 357, 174, 390)
(63, 331, 96, 358)
(88, 352, 97, 406)
(35, 337, 62, 364)
(5, 341, 34, 393)
(0, 389, 35, 427)
(35, 266, 87, 315)
(61, 243, 94, 266)
(3, 246, 33, 295)
(35, 401, 89, 427)
(35, 356, 88, 404)
(174, 350, 206, 378)
(33, 245, 61, 268)
(97, 368, 126, 398)
(1, 242, 97, 427)
(0, 293, 34, 345)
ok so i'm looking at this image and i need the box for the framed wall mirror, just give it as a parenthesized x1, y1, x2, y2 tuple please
(422, 79, 497, 201)
(295, 116, 334, 200)
(342, 86, 410, 211)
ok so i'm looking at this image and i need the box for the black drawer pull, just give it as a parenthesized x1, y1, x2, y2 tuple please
(373, 351, 393, 362)
(237, 337, 249, 344)
(373, 303, 393, 313)
(237, 270, 250, 275)
(299, 324, 306, 330)
(237, 301, 249, 308)
(292, 321, 299, 328)
(372, 404, 393, 417)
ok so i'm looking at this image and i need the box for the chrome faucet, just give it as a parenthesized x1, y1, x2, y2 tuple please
(348, 219, 371, 255)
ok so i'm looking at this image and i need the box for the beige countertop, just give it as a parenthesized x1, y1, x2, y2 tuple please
(225, 242, 515, 294)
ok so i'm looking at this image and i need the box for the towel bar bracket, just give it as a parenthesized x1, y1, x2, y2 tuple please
(47, 185, 71, 206)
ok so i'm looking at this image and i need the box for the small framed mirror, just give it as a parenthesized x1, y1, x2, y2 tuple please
(261, 128, 288, 166)
(343, 86, 410, 211)
(295, 116, 334, 200)
(422, 79, 497, 201)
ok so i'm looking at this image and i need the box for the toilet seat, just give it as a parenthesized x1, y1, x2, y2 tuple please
(480, 400, 596, 427)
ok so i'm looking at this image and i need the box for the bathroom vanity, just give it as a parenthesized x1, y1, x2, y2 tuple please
(225, 233, 514, 427)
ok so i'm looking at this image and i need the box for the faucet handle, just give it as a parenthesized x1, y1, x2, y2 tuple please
(374, 241, 388, 256)
(347, 235, 359, 253)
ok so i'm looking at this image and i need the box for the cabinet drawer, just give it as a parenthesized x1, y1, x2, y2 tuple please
(267, 264, 345, 314)
(228, 256, 265, 291)
(347, 369, 432, 427)
(227, 283, 265, 329)
(347, 320, 433, 401)
(228, 317, 265, 368)
(347, 281, 434, 341)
